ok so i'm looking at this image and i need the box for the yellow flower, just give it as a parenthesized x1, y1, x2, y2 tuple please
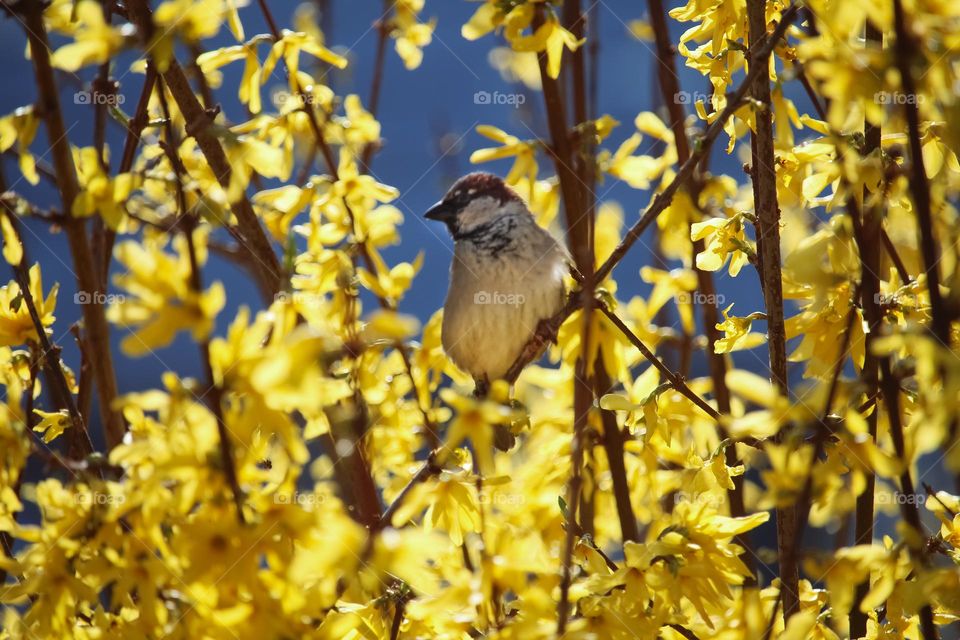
(151, 0, 232, 70)
(1, 214, 23, 267)
(463, 2, 582, 79)
(690, 214, 752, 276)
(49, 0, 127, 71)
(714, 305, 767, 353)
(511, 13, 583, 79)
(0, 265, 57, 347)
(0, 106, 40, 185)
(32, 409, 71, 443)
(470, 125, 539, 187)
(440, 385, 522, 475)
(107, 233, 225, 355)
(391, 467, 482, 545)
(72, 147, 139, 230)
(197, 42, 264, 113)
(391, 0, 435, 70)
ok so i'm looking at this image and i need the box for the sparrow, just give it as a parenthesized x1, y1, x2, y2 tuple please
(425, 172, 569, 396)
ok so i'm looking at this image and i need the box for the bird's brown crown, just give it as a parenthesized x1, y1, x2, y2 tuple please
(444, 172, 522, 206)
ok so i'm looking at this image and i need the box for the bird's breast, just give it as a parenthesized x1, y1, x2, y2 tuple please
(441, 243, 566, 380)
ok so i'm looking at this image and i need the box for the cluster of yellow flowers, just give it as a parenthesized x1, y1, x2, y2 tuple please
(0, 0, 959, 638)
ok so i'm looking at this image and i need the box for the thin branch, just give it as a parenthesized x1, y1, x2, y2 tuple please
(850, 21, 883, 637)
(892, 0, 950, 346)
(504, 291, 579, 384)
(100, 60, 158, 287)
(892, 16, 955, 635)
(747, 0, 794, 620)
(668, 624, 701, 640)
(645, 0, 754, 576)
(156, 76, 246, 524)
(597, 302, 721, 421)
(538, 2, 604, 632)
(0, 206, 94, 457)
(360, 11, 390, 170)
(593, 359, 640, 543)
(389, 599, 405, 640)
(124, 0, 283, 300)
(255, 0, 438, 450)
(594, 3, 800, 284)
(20, 2, 125, 448)
(377, 451, 440, 529)
(878, 342, 938, 640)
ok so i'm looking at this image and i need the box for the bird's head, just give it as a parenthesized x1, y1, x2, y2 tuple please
(424, 173, 526, 238)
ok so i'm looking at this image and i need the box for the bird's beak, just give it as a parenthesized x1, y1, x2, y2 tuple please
(424, 200, 455, 223)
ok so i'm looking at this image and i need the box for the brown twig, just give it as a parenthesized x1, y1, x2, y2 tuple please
(746, 0, 795, 619)
(849, 21, 884, 637)
(536, 2, 604, 632)
(99, 64, 157, 287)
(124, 0, 283, 300)
(593, 360, 640, 543)
(594, 3, 800, 284)
(503, 291, 579, 384)
(20, 2, 125, 448)
(597, 302, 721, 421)
(156, 76, 246, 524)
(645, 0, 754, 577)
(892, 0, 950, 347)
(389, 599, 405, 640)
(377, 451, 440, 529)
(0, 208, 94, 457)
(254, 0, 438, 451)
(668, 624, 701, 640)
(89, 1, 114, 304)
(878, 340, 938, 639)
(865, 11, 941, 611)
(360, 11, 391, 170)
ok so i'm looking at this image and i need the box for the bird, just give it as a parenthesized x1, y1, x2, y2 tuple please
(425, 172, 569, 400)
